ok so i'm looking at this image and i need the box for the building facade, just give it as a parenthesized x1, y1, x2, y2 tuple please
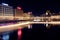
(0, 4, 13, 16)
(0, 4, 14, 20)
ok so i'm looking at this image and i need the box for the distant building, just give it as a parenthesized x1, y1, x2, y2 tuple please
(0, 4, 13, 16)
(14, 7, 24, 17)
(0, 4, 3, 16)
(0, 4, 14, 20)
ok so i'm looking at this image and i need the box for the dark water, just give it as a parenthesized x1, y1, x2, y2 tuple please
(21, 24, 60, 40)
(2, 24, 60, 40)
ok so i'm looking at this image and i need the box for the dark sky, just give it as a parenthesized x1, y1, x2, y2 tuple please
(1, 0, 60, 15)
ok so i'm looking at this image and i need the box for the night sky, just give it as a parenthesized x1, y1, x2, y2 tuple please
(1, 0, 60, 15)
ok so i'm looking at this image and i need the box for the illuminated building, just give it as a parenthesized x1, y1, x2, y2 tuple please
(0, 4, 3, 16)
(0, 3, 14, 20)
(14, 7, 31, 20)
(14, 6, 24, 18)
(1, 3, 13, 16)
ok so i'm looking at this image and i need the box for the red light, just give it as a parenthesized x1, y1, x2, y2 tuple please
(17, 28, 22, 40)
(17, 7, 21, 10)
(18, 29, 22, 36)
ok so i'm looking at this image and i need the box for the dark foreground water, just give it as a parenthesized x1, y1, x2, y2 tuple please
(1, 24, 60, 40)
(21, 24, 60, 40)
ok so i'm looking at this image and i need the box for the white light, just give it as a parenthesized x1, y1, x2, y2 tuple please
(33, 19, 40, 22)
(46, 12, 48, 15)
(28, 25, 31, 29)
(28, 24, 32, 29)
(2, 3, 8, 6)
(46, 24, 48, 27)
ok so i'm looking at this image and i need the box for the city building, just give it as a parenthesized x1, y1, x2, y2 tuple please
(14, 7, 24, 17)
(14, 7, 32, 20)
(0, 3, 14, 20)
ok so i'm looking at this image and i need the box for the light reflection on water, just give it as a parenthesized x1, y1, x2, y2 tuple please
(0, 22, 17, 40)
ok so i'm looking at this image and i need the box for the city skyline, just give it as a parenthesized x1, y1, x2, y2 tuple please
(1, 0, 60, 15)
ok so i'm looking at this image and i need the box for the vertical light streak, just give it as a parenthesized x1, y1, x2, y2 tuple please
(28, 24, 32, 29)
(17, 28, 22, 40)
